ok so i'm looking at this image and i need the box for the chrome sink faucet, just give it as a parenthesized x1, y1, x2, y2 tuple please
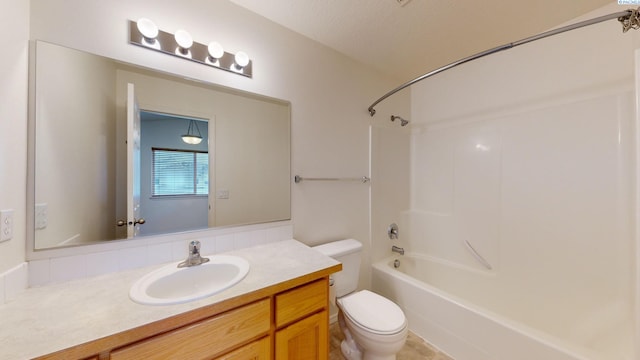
(178, 240, 210, 268)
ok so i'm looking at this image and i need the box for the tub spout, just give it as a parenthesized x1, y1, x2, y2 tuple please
(392, 245, 405, 255)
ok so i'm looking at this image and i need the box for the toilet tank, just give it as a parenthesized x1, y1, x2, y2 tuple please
(312, 239, 362, 297)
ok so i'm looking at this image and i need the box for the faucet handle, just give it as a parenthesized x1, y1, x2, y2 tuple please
(189, 240, 201, 254)
(388, 223, 399, 240)
(178, 240, 209, 268)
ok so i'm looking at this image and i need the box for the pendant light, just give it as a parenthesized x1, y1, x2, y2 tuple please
(182, 120, 202, 145)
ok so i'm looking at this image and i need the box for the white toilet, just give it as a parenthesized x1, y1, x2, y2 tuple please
(313, 239, 408, 360)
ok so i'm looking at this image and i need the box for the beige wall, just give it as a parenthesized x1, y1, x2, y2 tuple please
(0, 0, 29, 273)
(22, 0, 409, 289)
(34, 41, 117, 249)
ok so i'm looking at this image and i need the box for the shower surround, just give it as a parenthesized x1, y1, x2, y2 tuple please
(371, 6, 639, 359)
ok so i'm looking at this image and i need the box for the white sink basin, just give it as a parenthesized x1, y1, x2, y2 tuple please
(129, 255, 250, 305)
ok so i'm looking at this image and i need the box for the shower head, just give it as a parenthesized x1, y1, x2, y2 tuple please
(390, 115, 409, 126)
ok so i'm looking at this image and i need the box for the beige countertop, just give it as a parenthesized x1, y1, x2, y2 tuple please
(0, 240, 340, 360)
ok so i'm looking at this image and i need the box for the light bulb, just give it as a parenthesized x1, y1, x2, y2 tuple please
(137, 18, 158, 41)
(234, 51, 249, 68)
(207, 41, 224, 59)
(174, 30, 193, 50)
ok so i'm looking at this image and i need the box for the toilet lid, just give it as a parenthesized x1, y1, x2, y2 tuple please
(338, 290, 406, 335)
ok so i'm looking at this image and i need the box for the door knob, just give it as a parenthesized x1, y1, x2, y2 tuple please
(117, 219, 145, 226)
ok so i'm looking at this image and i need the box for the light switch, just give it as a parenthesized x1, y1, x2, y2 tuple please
(1, 209, 14, 242)
(216, 189, 230, 199)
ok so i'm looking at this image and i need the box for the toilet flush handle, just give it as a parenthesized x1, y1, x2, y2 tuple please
(329, 275, 334, 287)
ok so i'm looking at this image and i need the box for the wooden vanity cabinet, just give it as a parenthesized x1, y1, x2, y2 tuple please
(275, 279, 329, 359)
(109, 278, 330, 360)
(35, 274, 335, 360)
(109, 278, 331, 360)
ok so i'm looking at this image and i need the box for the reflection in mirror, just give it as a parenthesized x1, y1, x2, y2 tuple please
(32, 41, 291, 250)
(140, 112, 210, 236)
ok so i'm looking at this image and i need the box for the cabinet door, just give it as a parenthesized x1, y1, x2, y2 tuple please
(275, 310, 328, 360)
(215, 336, 271, 360)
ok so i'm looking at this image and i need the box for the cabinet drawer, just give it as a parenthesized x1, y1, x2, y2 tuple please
(214, 336, 271, 360)
(275, 278, 327, 327)
(111, 298, 270, 360)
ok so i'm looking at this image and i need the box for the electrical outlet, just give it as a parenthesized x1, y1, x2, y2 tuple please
(35, 203, 48, 230)
(1, 209, 14, 242)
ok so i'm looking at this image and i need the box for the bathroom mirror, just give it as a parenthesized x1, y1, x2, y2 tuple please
(31, 41, 291, 250)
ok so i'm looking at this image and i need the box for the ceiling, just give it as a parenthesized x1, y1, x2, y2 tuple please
(229, 0, 614, 82)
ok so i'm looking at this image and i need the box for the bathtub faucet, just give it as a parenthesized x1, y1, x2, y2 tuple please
(391, 245, 405, 255)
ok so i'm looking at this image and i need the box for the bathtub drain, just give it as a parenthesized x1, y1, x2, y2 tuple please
(393, 259, 400, 268)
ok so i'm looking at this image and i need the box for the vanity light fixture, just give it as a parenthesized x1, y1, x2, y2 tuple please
(128, 19, 253, 78)
(182, 120, 203, 145)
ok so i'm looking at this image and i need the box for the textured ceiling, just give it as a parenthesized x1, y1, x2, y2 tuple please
(230, 0, 614, 81)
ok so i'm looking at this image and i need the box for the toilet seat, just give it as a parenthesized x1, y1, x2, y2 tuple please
(338, 290, 407, 335)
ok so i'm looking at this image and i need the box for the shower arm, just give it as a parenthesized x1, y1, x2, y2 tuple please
(367, 8, 640, 117)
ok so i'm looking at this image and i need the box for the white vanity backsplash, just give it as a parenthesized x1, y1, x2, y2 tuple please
(0, 262, 28, 304)
(26, 223, 293, 289)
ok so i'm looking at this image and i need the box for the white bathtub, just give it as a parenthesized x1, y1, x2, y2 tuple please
(371, 253, 633, 360)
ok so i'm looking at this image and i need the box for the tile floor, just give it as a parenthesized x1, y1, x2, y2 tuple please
(329, 322, 454, 360)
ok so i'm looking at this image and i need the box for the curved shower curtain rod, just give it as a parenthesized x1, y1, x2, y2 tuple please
(367, 7, 640, 116)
